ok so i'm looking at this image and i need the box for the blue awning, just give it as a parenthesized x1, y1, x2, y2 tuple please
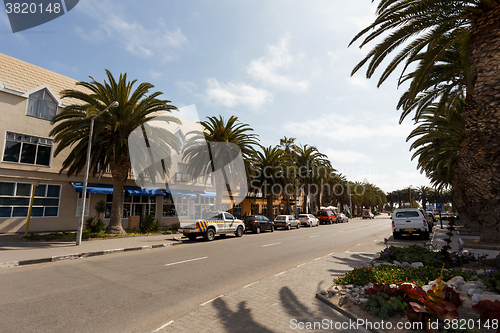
(71, 182, 115, 194)
(125, 186, 166, 197)
(198, 191, 216, 198)
(170, 189, 197, 198)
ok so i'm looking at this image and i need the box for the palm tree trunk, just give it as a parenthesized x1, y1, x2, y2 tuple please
(461, 7, 500, 242)
(106, 152, 129, 235)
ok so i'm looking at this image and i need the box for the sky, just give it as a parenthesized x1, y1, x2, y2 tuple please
(0, 0, 432, 193)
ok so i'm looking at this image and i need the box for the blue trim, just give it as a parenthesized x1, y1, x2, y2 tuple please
(71, 182, 114, 194)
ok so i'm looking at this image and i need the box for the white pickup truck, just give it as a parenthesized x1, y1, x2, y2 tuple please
(391, 208, 431, 240)
(179, 211, 245, 241)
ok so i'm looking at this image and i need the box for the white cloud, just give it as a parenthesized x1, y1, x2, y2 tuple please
(282, 113, 415, 142)
(247, 34, 309, 91)
(204, 78, 272, 109)
(76, 0, 187, 60)
(176, 81, 197, 93)
(324, 149, 372, 164)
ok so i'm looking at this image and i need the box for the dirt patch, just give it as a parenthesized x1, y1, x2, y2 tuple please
(329, 295, 496, 333)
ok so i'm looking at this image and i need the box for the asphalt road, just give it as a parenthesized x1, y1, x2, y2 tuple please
(0, 216, 412, 333)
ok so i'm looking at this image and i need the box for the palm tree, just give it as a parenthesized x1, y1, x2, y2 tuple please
(50, 70, 179, 234)
(250, 146, 287, 220)
(350, 0, 500, 242)
(183, 115, 259, 210)
(293, 144, 331, 214)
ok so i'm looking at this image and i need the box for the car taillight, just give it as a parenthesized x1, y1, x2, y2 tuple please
(306, 218, 310, 220)
(392, 221, 395, 228)
(252, 221, 257, 225)
(423, 220, 427, 228)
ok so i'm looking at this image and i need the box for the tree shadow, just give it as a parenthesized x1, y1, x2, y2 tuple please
(212, 298, 275, 333)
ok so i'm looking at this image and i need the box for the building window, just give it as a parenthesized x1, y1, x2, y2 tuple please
(0, 181, 60, 218)
(193, 196, 215, 219)
(163, 195, 188, 218)
(105, 194, 156, 219)
(251, 203, 259, 215)
(76, 192, 90, 217)
(26, 89, 58, 120)
(3, 132, 52, 166)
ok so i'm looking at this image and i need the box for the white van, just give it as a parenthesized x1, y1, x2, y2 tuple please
(391, 208, 430, 240)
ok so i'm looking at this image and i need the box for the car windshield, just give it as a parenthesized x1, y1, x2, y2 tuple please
(275, 216, 285, 221)
(298, 214, 307, 218)
(243, 216, 255, 222)
(317, 211, 327, 216)
(395, 211, 420, 218)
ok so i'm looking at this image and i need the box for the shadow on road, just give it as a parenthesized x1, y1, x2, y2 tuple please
(212, 298, 275, 333)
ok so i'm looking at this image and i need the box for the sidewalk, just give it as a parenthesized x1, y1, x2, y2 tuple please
(0, 232, 182, 268)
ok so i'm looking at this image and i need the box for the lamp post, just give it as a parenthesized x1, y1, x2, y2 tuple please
(24, 180, 40, 236)
(409, 185, 412, 208)
(76, 101, 119, 246)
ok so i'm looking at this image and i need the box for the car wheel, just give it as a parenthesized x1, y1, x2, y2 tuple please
(235, 226, 244, 237)
(270, 225, 274, 232)
(204, 228, 215, 241)
(255, 226, 261, 234)
(187, 234, 197, 241)
(296, 223, 300, 229)
(286, 224, 291, 230)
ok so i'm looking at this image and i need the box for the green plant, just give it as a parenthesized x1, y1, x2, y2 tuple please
(94, 199, 107, 217)
(151, 218, 163, 232)
(481, 271, 500, 293)
(139, 214, 156, 233)
(85, 216, 106, 233)
(334, 265, 475, 287)
(366, 293, 406, 319)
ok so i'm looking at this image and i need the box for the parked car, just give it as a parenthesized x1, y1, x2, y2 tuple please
(274, 215, 300, 230)
(243, 215, 274, 234)
(362, 209, 375, 219)
(297, 214, 319, 227)
(316, 210, 336, 224)
(337, 213, 349, 223)
(391, 208, 431, 240)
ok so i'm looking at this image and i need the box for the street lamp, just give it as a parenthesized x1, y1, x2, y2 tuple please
(76, 101, 119, 246)
(24, 180, 40, 236)
(409, 185, 412, 208)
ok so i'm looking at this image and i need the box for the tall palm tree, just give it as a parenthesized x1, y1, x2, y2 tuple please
(50, 70, 179, 234)
(350, 0, 500, 242)
(250, 146, 287, 220)
(183, 115, 259, 210)
(293, 144, 331, 214)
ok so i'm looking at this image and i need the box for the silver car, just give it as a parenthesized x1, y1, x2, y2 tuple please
(337, 213, 349, 223)
(274, 215, 300, 230)
(297, 214, 319, 227)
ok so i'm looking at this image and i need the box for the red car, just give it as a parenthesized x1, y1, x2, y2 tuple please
(316, 210, 336, 224)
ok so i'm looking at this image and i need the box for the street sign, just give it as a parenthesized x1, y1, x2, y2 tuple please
(436, 203, 443, 212)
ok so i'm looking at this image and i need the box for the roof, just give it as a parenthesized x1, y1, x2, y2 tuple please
(0, 52, 85, 105)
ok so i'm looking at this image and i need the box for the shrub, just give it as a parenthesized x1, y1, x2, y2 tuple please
(366, 293, 406, 319)
(85, 217, 106, 233)
(334, 265, 475, 287)
(139, 214, 156, 233)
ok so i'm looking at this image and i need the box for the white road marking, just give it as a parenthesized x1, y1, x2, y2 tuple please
(243, 281, 259, 288)
(309, 235, 320, 238)
(314, 257, 322, 261)
(275, 271, 286, 276)
(297, 263, 306, 268)
(262, 242, 281, 247)
(201, 295, 223, 306)
(164, 257, 207, 267)
(152, 320, 174, 332)
(328, 253, 334, 256)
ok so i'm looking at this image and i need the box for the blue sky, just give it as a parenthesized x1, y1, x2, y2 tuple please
(0, 0, 431, 192)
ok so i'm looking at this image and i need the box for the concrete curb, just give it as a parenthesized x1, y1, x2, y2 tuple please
(0, 241, 182, 269)
(316, 294, 384, 333)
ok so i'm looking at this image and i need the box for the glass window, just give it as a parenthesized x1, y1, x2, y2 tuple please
(47, 185, 60, 197)
(35, 185, 46, 197)
(26, 89, 58, 121)
(12, 207, 28, 217)
(0, 182, 15, 196)
(16, 183, 32, 197)
(3, 132, 52, 166)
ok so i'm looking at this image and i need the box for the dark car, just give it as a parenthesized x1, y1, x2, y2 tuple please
(243, 215, 274, 234)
